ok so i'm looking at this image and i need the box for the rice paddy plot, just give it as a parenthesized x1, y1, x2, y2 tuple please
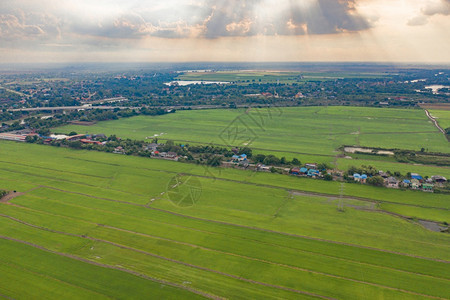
(0, 141, 449, 299)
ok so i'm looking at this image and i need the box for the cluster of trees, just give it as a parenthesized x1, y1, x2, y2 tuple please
(1, 108, 174, 134)
(252, 154, 301, 166)
(0, 190, 8, 198)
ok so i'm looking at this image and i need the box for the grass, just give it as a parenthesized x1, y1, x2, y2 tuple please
(0, 238, 205, 300)
(336, 157, 450, 179)
(57, 106, 449, 177)
(0, 141, 449, 299)
(176, 71, 388, 84)
(429, 109, 450, 129)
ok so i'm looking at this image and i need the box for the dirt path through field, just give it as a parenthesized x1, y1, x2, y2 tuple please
(425, 109, 447, 138)
(0, 192, 25, 204)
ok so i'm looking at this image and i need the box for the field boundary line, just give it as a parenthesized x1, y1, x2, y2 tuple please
(0, 236, 224, 300)
(61, 156, 450, 211)
(23, 185, 450, 263)
(0, 292, 15, 300)
(144, 205, 450, 263)
(0, 259, 110, 299)
(424, 109, 446, 135)
(6, 203, 450, 282)
(0, 226, 333, 300)
(97, 224, 450, 282)
(1, 214, 448, 299)
(0, 159, 112, 179)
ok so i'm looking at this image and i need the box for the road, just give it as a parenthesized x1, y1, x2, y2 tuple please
(7, 103, 286, 113)
(424, 109, 446, 134)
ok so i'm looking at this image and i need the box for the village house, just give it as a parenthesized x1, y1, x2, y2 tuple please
(431, 175, 447, 184)
(353, 173, 361, 182)
(305, 163, 317, 169)
(386, 177, 399, 188)
(378, 171, 389, 178)
(145, 143, 160, 152)
(93, 133, 107, 140)
(308, 169, 320, 178)
(411, 178, 421, 189)
(422, 183, 434, 192)
(65, 134, 86, 141)
(402, 179, 411, 188)
(411, 173, 423, 181)
(290, 167, 300, 175)
(166, 152, 177, 159)
(360, 174, 368, 184)
(80, 139, 102, 145)
(113, 146, 125, 154)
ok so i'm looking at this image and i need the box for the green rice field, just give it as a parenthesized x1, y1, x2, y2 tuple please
(430, 109, 450, 130)
(58, 106, 450, 177)
(0, 141, 449, 299)
(176, 71, 388, 84)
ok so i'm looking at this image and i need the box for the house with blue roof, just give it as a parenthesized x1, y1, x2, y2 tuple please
(360, 174, 368, 183)
(300, 167, 308, 174)
(402, 179, 411, 188)
(411, 173, 423, 181)
(308, 169, 320, 177)
(353, 173, 361, 182)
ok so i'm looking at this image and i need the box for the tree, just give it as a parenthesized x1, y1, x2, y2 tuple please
(291, 158, 300, 165)
(324, 174, 333, 181)
(367, 176, 384, 187)
(253, 154, 266, 163)
(37, 128, 51, 136)
(264, 155, 281, 166)
(68, 131, 78, 136)
(238, 147, 252, 158)
(318, 163, 331, 170)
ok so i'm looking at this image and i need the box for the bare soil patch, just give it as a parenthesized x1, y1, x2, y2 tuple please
(69, 121, 97, 126)
(419, 104, 450, 111)
(0, 191, 25, 203)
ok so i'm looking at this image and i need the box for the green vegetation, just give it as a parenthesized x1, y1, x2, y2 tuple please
(0, 141, 449, 299)
(177, 71, 388, 84)
(58, 106, 449, 176)
(429, 109, 450, 130)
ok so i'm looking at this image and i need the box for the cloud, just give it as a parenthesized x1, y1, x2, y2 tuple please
(0, 0, 372, 44)
(0, 12, 60, 41)
(407, 15, 428, 26)
(200, 0, 371, 38)
(408, 0, 450, 26)
(422, 0, 450, 16)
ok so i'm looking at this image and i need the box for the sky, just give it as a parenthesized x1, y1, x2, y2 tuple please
(0, 0, 449, 63)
